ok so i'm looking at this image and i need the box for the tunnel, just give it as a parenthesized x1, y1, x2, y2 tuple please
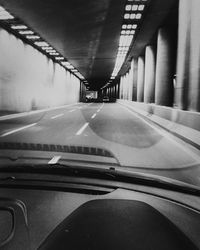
(0, 0, 200, 183)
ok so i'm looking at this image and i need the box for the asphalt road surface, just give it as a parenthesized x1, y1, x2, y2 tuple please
(0, 102, 200, 185)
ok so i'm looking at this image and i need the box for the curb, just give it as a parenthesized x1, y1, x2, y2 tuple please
(118, 101, 200, 151)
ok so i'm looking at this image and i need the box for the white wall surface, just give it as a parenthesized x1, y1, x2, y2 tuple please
(0, 28, 80, 112)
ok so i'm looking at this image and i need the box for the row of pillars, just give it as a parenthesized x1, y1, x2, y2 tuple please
(106, 0, 200, 112)
(119, 25, 175, 108)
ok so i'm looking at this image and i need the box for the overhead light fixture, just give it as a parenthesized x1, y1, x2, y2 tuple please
(26, 35, 40, 40)
(11, 25, 27, 30)
(0, 6, 14, 20)
(46, 49, 56, 53)
(125, 5, 132, 11)
(130, 13, 136, 19)
(19, 30, 34, 35)
(34, 41, 49, 47)
(74, 72, 84, 80)
(61, 61, 71, 67)
(55, 57, 64, 60)
(132, 5, 138, 11)
(138, 5, 145, 11)
(49, 52, 59, 55)
(136, 13, 142, 19)
(41, 46, 53, 50)
(124, 13, 130, 19)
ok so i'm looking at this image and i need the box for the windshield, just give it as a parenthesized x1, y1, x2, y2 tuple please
(0, 0, 200, 190)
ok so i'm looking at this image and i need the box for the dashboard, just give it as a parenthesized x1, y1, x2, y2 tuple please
(0, 172, 200, 250)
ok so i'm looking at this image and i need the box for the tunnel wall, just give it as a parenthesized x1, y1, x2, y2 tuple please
(0, 28, 80, 112)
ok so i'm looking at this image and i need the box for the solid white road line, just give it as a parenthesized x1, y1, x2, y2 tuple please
(76, 122, 89, 135)
(69, 109, 76, 112)
(48, 156, 61, 164)
(91, 114, 96, 119)
(0, 123, 37, 137)
(51, 113, 64, 119)
(0, 103, 79, 121)
(97, 109, 100, 113)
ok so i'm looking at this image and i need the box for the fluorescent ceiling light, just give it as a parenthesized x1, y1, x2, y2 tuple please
(49, 52, 59, 55)
(55, 57, 64, 60)
(130, 13, 136, 19)
(34, 41, 49, 47)
(11, 25, 27, 30)
(132, 5, 138, 11)
(136, 13, 142, 19)
(26, 35, 40, 39)
(61, 61, 70, 67)
(125, 5, 132, 11)
(75, 72, 84, 79)
(67, 65, 75, 69)
(19, 30, 34, 35)
(41, 46, 53, 50)
(46, 49, 56, 53)
(138, 5, 145, 11)
(124, 13, 130, 19)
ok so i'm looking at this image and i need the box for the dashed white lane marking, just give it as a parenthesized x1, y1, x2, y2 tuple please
(76, 122, 89, 135)
(97, 103, 104, 113)
(0, 123, 37, 137)
(48, 156, 61, 164)
(51, 113, 64, 119)
(69, 109, 76, 112)
(91, 114, 96, 119)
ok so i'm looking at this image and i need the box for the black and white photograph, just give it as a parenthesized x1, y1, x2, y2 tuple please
(0, 0, 199, 249)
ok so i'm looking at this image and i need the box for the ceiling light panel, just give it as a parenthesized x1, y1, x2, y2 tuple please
(104, 0, 148, 88)
(19, 30, 34, 35)
(11, 25, 27, 30)
(26, 35, 40, 39)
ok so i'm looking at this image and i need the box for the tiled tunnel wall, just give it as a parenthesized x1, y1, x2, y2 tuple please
(0, 28, 80, 113)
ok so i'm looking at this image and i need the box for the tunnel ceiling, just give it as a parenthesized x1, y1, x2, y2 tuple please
(0, 0, 177, 90)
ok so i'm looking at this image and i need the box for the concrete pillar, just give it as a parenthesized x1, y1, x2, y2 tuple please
(188, 0, 200, 111)
(124, 74, 128, 100)
(121, 76, 124, 99)
(116, 83, 119, 98)
(175, 0, 191, 110)
(119, 78, 122, 99)
(128, 60, 134, 101)
(175, 0, 200, 111)
(144, 46, 156, 103)
(155, 27, 174, 106)
(137, 57, 145, 102)
(132, 59, 138, 101)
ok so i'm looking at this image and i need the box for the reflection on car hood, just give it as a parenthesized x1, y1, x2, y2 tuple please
(0, 142, 120, 167)
(0, 142, 114, 158)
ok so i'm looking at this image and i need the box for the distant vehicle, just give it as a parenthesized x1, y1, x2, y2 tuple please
(103, 96, 109, 102)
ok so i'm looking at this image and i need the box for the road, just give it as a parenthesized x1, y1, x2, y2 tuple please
(0, 102, 200, 185)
